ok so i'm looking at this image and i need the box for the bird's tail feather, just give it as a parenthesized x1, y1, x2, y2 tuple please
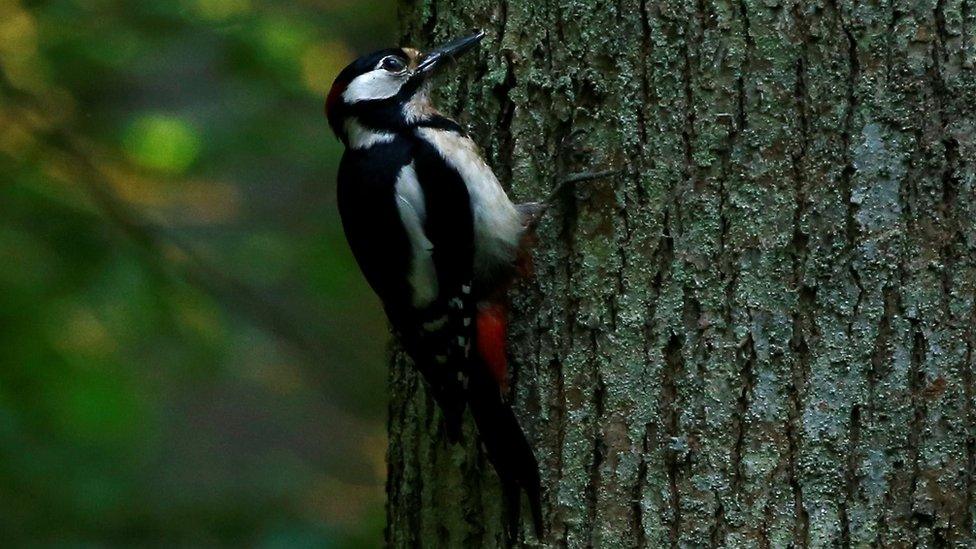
(466, 353, 544, 539)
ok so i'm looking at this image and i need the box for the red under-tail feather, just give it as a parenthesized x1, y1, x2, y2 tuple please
(470, 300, 543, 539)
(466, 353, 543, 539)
(477, 302, 509, 393)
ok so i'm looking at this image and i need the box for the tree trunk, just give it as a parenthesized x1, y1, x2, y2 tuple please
(386, 0, 976, 546)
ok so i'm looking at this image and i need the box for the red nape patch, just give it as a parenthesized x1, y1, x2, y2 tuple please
(325, 78, 348, 120)
(476, 303, 509, 393)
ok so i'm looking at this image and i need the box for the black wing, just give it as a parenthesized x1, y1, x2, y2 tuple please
(397, 136, 479, 441)
(336, 139, 413, 309)
(337, 137, 470, 440)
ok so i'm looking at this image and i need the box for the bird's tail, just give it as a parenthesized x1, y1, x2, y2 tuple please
(468, 302, 544, 539)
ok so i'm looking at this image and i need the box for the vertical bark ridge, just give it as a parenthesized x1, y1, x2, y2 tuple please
(388, 0, 976, 546)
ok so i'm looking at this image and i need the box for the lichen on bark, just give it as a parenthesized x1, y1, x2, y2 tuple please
(387, 0, 976, 546)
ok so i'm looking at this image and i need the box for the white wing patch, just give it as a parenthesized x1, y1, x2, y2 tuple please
(415, 127, 522, 276)
(343, 69, 406, 103)
(394, 162, 438, 308)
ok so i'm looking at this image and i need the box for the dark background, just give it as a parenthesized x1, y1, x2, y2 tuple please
(0, 0, 396, 545)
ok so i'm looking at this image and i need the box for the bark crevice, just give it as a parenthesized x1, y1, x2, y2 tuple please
(389, 1, 976, 544)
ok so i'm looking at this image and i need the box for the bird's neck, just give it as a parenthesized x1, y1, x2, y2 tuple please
(342, 99, 464, 150)
(401, 89, 439, 125)
(343, 117, 396, 150)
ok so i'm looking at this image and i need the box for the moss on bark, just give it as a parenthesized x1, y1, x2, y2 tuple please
(388, 0, 976, 546)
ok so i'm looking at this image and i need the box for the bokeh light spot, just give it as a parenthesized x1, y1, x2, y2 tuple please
(301, 41, 353, 95)
(0, 2, 46, 90)
(193, 0, 251, 21)
(254, 17, 313, 71)
(122, 114, 202, 175)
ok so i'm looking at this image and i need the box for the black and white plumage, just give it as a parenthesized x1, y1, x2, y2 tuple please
(326, 32, 543, 537)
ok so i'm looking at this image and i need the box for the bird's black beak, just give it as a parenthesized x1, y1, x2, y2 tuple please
(415, 30, 486, 75)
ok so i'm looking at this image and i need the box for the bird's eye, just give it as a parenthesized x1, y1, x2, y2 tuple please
(381, 56, 406, 72)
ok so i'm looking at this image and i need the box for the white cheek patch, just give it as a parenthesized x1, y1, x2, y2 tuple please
(343, 70, 406, 103)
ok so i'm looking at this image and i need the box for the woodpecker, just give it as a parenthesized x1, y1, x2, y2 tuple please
(325, 31, 543, 537)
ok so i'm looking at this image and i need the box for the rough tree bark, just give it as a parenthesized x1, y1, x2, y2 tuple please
(386, 0, 976, 546)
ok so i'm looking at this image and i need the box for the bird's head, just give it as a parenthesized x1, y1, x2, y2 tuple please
(325, 31, 486, 145)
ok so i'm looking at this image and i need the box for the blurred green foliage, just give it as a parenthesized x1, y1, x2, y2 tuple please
(0, 0, 396, 545)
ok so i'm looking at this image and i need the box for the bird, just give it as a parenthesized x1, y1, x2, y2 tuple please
(324, 31, 545, 538)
